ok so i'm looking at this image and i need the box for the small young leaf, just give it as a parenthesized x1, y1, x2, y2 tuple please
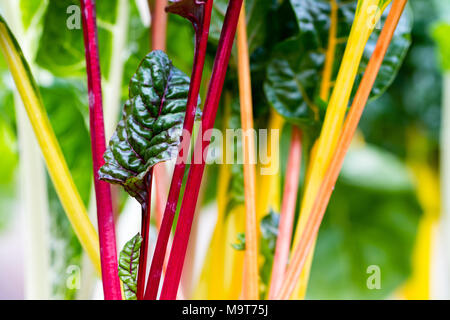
(259, 209, 279, 295)
(100, 50, 195, 204)
(118, 233, 143, 300)
(231, 232, 246, 251)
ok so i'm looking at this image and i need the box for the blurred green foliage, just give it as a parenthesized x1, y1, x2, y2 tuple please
(309, 145, 421, 299)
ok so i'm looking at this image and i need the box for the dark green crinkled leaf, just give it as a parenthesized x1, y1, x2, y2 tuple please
(100, 50, 193, 204)
(231, 232, 246, 251)
(118, 233, 142, 300)
(264, 0, 411, 127)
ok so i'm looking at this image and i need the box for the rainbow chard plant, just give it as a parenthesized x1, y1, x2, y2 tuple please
(0, 0, 429, 301)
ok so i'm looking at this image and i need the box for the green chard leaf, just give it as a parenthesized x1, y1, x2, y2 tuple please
(35, 0, 86, 76)
(99, 50, 193, 204)
(118, 233, 142, 300)
(264, 0, 412, 127)
(231, 232, 246, 251)
(0, 119, 18, 231)
(35, 0, 116, 78)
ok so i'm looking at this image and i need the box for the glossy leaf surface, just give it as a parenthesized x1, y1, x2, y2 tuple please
(100, 51, 192, 204)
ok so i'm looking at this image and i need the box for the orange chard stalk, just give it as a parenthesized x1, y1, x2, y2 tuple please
(237, 5, 259, 300)
(149, 0, 168, 51)
(276, 0, 408, 300)
(268, 127, 302, 299)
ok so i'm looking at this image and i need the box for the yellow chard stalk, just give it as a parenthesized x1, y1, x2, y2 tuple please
(400, 129, 440, 299)
(291, 0, 392, 299)
(257, 110, 283, 222)
(0, 16, 101, 273)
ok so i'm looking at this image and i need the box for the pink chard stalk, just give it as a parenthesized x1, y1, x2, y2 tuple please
(160, 0, 244, 300)
(144, 0, 214, 300)
(80, 0, 121, 300)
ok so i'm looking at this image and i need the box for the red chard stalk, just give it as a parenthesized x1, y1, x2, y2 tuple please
(144, 0, 214, 300)
(137, 171, 153, 299)
(160, 0, 244, 300)
(99, 50, 194, 300)
(79, 0, 121, 300)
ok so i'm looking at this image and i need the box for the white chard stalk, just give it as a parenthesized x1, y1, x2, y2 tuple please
(1, 0, 51, 299)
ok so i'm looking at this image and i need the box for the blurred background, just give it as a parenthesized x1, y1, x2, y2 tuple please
(0, 0, 449, 300)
